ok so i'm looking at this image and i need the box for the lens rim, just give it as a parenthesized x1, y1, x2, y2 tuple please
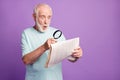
(53, 30, 62, 39)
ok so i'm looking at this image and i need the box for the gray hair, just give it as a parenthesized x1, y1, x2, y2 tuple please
(33, 3, 52, 16)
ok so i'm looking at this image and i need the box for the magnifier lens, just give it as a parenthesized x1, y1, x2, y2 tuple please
(54, 31, 61, 39)
(53, 30, 62, 39)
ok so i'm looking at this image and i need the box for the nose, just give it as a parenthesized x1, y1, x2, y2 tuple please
(44, 18, 49, 25)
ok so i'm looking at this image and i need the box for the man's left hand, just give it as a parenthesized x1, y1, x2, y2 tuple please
(72, 47, 83, 59)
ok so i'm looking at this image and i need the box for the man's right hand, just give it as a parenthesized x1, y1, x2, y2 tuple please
(43, 38, 57, 50)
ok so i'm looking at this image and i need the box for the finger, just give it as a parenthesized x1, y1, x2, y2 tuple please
(74, 47, 80, 51)
(51, 40, 57, 44)
(72, 49, 80, 53)
(73, 53, 80, 57)
(73, 51, 82, 58)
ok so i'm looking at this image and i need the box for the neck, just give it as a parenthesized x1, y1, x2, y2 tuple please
(33, 25, 38, 31)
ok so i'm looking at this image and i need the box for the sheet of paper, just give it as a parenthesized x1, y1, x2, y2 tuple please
(45, 37, 80, 68)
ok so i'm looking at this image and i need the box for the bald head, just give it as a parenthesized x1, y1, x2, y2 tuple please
(33, 3, 52, 16)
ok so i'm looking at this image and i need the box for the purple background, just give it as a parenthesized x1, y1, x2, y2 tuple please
(0, 0, 120, 80)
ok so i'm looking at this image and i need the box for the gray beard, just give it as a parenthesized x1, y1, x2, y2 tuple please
(36, 21, 45, 32)
(36, 18, 49, 32)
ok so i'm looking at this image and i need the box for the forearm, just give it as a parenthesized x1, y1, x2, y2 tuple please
(22, 45, 46, 65)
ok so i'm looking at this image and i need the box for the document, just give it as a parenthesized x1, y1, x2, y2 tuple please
(45, 37, 80, 68)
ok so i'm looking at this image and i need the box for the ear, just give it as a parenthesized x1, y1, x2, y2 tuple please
(32, 13, 36, 22)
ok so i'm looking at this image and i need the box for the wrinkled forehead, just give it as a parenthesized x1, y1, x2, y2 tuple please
(36, 4, 52, 15)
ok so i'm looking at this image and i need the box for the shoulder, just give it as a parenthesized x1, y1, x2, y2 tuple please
(22, 27, 33, 33)
(21, 27, 35, 35)
(21, 27, 35, 39)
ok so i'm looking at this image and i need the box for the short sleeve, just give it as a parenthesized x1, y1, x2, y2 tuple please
(21, 31, 31, 57)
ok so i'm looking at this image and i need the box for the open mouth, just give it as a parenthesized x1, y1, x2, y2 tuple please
(43, 26, 48, 30)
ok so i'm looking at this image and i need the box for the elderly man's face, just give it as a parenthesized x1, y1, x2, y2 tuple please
(36, 6, 52, 32)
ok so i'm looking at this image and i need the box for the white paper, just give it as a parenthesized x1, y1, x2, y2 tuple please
(45, 37, 80, 68)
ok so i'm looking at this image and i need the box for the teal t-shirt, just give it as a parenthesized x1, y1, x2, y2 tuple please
(21, 27, 66, 80)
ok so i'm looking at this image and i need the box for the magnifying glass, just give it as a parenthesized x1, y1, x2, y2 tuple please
(53, 30, 62, 39)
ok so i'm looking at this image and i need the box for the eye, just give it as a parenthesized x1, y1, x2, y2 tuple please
(48, 16, 52, 19)
(39, 15, 45, 19)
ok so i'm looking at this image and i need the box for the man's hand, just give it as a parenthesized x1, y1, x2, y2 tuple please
(43, 38, 57, 50)
(68, 47, 83, 62)
(72, 47, 82, 58)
